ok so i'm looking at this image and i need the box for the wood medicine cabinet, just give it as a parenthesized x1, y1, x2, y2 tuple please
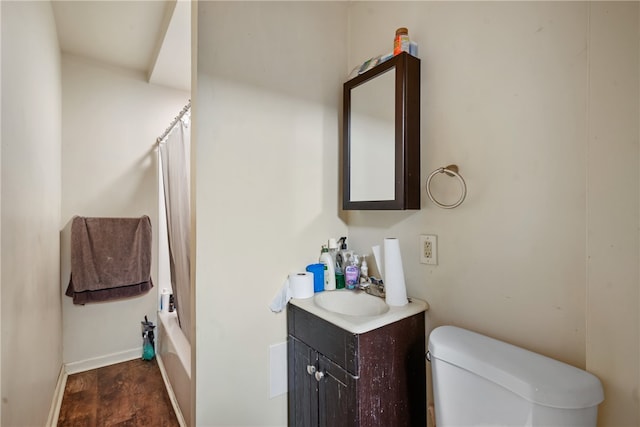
(343, 52, 421, 210)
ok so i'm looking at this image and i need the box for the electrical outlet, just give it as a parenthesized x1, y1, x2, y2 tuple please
(420, 235, 438, 265)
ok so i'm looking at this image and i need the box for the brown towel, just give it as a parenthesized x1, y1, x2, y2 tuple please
(66, 216, 153, 304)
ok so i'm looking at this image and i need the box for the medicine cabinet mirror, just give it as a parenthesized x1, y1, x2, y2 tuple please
(343, 52, 421, 210)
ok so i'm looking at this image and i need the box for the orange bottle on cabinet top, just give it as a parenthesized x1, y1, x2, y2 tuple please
(394, 27, 410, 55)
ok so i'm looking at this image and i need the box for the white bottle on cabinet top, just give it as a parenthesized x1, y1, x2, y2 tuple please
(319, 245, 336, 291)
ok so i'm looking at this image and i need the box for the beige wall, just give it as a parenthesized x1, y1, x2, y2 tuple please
(346, 2, 639, 426)
(0, 1, 63, 425)
(60, 54, 188, 368)
(348, 0, 590, 364)
(195, 2, 348, 425)
(586, 2, 639, 425)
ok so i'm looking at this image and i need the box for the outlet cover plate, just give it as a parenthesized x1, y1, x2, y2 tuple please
(420, 234, 438, 265)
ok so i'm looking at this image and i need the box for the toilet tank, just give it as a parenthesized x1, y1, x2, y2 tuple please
(428, 326, 604, 427)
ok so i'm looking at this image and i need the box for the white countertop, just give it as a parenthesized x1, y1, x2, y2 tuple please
(289, 290, 429, 334)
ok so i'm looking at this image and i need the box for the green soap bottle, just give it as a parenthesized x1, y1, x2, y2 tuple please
(335, 270, 345, 289)
(333, 237, 346, 289)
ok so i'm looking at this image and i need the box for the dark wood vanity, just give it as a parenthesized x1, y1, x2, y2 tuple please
(287, 303, 426, 426)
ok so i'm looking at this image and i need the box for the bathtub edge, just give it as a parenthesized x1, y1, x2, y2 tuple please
(157, 352, 187, 427)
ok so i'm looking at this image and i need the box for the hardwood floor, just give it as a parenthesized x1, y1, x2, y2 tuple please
(57, 358, 180, 427)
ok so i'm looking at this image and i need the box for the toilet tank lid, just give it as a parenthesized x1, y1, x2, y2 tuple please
(428, 326, 604, 409)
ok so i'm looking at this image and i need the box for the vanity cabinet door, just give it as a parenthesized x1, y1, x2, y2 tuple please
(318, 355, 358, 427)
(288, 337, 358, 427)
(289, 337, 319, 427)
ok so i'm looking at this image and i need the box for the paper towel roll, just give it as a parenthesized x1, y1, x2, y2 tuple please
(289, 271, 314, 299)
(384, 238, 408, 306)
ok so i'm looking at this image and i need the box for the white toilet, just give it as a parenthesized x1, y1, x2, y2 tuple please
(428, 326, 604, 427)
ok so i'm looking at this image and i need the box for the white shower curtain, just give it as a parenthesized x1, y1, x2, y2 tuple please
(159, 114, 191, 344)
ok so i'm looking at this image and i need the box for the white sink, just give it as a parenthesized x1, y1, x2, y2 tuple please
(314, 290, 389, 316)
(290, 289, 428, 334)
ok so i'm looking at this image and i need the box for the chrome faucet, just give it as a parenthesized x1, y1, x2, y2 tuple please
(355, 277, 385, 298)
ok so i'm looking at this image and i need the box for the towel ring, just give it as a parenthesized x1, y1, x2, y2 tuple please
(426, 165, 467, 209)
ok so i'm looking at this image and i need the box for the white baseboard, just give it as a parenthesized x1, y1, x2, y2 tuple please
(64, 347, 142, 375)
(156, 354, 187, 427)
(47, 365, 68, 427)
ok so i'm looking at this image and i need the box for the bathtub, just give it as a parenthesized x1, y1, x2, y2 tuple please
(157, 310, 191, 427)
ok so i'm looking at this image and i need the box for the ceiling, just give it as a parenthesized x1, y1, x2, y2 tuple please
(51, 0, 191, 92)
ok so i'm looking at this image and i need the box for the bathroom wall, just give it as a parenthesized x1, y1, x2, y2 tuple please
(60, 54, 188, 368)
(347, 0, 588, 365)
(195, 2, 348, 425)
(586, 2, 639, 424)
(346, 2, 639, 426)
(1, 1, 63, 425)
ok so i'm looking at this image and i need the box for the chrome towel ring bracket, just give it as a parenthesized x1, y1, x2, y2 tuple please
(426, 165, 467, 209)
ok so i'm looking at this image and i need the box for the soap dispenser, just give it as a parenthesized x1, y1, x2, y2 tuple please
(336, 236, 349, 268)
(344, 255, 360, 290)
(360, 258, 369, 281)
(319, 245, 336, 291)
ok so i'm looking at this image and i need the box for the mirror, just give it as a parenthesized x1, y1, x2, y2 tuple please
(350, 68, 396, 202)
(343, 52, 421, 210)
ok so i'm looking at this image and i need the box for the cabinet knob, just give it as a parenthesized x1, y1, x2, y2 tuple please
(306, 365, 317, 375)
(314, 371, 325, 382)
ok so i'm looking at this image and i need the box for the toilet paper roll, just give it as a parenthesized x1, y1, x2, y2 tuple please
(384, 238, 408, 306)
(289, 271, 314, 299)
